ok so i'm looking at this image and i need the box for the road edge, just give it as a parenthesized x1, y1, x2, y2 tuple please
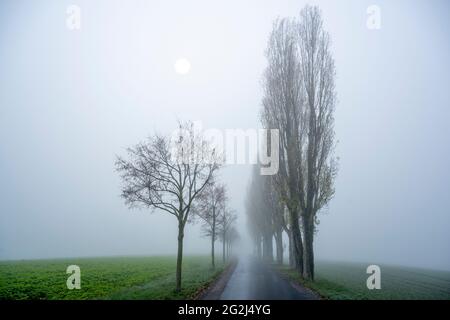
(271, 265, 322, 300)
(195, 259, 238, 300)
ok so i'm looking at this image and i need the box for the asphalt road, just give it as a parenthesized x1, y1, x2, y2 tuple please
(217, 256, 318, 300)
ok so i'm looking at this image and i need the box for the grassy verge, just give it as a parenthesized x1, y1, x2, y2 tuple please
(276, 261, 450, 300)
(0, 256, 225, 300)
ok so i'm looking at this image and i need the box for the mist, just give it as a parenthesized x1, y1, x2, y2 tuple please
(0, 0, 449, 272)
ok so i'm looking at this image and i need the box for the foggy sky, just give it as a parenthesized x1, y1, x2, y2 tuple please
(0, 0, 449, 271)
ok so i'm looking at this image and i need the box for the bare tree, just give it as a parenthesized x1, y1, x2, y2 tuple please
(296, 5, 337, 280)
(245, 164, 279, 263)
(265, 176, 286, 265)
(261, 7, 337, 280)
(245, 167, 263, 259)
(261, 17, 305, 273)
(226, 226, 240, 258)
(193, 180, 227, 269)
(218, 205, 237, 263)
(247, 213, 263, 259)
(115, 121, 221, 291)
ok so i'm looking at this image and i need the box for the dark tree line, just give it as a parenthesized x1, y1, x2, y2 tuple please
(247, 5, 337, 281)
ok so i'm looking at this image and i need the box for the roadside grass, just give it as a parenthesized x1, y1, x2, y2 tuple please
(0, 256, 224, 300)
(276, 261, 450, 300)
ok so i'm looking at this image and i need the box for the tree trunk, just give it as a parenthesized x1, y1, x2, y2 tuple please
(256, 236, 262, 258)
(175, 221, 184, 292)
(211, 214, 215, 269)
(289, 209, 304, 275)
(211, 234, 215, 269)
(263, 233, 273, 262)
(287, 230, 294, 267)
(275, 228, 283, 265)
(222, 233, 226, 263)
(302, 215, 314, 280)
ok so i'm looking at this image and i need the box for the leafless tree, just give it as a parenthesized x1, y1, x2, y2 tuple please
(261, 17, 305, 273)
(246, 164, 280, 263)
(218, 205, 237, 263)
(193, 180, 227, 269)
(261, 6, 337, 280)
(245, 167, 263, 259)
(296, 5, 337, 280)
(115, 121, 221, 291)
(226, 226, 240, 258)
(265, 176, 286, 265)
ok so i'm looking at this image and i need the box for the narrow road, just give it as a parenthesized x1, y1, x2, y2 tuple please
(204, 256, 318, 300)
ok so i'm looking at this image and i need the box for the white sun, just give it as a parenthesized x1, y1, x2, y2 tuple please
(174, 58, 191, 75)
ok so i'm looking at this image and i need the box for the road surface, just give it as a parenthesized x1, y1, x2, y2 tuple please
(203, 256, 318, 300)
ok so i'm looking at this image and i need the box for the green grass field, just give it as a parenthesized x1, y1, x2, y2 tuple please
(0, 256, 224, 300)
(3, 256, 449, 300)
(278, 261, 450, 300)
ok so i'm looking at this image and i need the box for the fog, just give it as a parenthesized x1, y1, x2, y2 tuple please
(0, 0, 449, 271)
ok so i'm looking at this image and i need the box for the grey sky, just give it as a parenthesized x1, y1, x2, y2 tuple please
(0, 0, 449, 271)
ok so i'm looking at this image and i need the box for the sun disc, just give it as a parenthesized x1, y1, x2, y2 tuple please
(174, 58, 191, 75)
